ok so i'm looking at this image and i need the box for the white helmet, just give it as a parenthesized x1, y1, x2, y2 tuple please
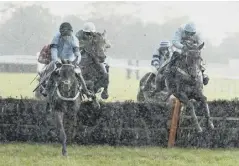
(159, 40, 171, 48)
(184, 23, 196, 33)
(83, 22, 96, 33)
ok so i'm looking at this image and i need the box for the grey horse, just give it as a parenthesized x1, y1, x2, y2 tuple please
(48, 59, 82, 156)
(79, 31, 110, 100)
(137, 71, 170, 103)
(137, 63, 174, 106)
(165, 41, 214, 132)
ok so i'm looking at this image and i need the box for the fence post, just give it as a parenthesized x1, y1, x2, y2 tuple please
(168, 98, 181, 148)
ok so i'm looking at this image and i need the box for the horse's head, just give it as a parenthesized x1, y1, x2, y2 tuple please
(56, 59, 78, 97)
(183, 41, 204, 79)
(84, 31, 108, 63)
(182, 40, 204, 65)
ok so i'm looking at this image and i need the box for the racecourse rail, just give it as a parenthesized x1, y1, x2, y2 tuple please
(0, 98, 239, 148)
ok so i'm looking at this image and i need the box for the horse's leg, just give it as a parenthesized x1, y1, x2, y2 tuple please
(174, 91, 202, 133)
(55, 111, 67, 156)
(196, 93, 214, 129)
(101, 73, 109, 99)
(154, 72, 164, 93)
(188, 100, 202, 132)
(71, 101, 80, 143)
(92, 62, 108, 99)
(202, 101, 214, 129)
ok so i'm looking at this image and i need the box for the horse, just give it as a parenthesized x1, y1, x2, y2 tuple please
(79, 31, 110, 100)
(137, 63, 175, 107)
(47, 59, 82, 156)
(165, 41, 214, 132)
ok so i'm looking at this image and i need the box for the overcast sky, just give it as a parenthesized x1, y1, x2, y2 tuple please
(1, 1, 239, 46)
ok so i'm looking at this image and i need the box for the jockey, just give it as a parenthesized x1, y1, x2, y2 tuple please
(75, 22, 110, 99)
(76, 22, 111, 53)
(76, 22, 96, 44)
(151, 40, 172, 93)
(171, 22, 209, 85)
(151, 40, 172, 70)
(42, 22, 92, 97)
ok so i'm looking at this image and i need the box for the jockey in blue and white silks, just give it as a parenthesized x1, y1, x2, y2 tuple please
(42, 22, 91, 97)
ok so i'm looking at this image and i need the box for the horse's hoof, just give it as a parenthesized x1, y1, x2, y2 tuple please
(46, 103, 52, 113)
(62, 150, 67, 156)
(101, 91, 109, 99)
(196, 126, 203, 133)
(208, 120, 214, 129)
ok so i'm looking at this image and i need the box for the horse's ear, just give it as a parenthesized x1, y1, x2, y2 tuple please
(198, 42, 204, 50)
(102, 30, 106, 37)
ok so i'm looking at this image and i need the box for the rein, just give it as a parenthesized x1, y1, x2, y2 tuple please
(55, 64, 81, 101)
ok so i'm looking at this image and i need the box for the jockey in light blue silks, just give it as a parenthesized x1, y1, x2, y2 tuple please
(151, 40, 172, 93)
(168, 22, 209, 85)
(164, 22, 214, 131)
(41, 22, 92, 97)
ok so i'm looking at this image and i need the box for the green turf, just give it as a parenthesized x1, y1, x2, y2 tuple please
(0, 143, 238, 166)
(0, 68, 238, 101)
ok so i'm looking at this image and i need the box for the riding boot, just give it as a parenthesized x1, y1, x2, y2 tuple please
(202, 73, 209, 85)
(101, 73, 109, 99)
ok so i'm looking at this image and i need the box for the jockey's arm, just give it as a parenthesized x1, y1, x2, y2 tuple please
(151, 54, 162, 67)
(105, 39, 111, 49)
(196, 32, 206, 72)
(73, 47, 82, 64)
(151, 47, 163, 67)
(50, 33, 61, 63)
(196, 32, 204, 47)
(50, 44, 59, 62)
(72, 36, 82, 65)
(172, 28, 184, 49)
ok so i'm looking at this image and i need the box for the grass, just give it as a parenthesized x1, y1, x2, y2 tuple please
(0, 67, 239, 101)
(0, 143, 238, 166)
